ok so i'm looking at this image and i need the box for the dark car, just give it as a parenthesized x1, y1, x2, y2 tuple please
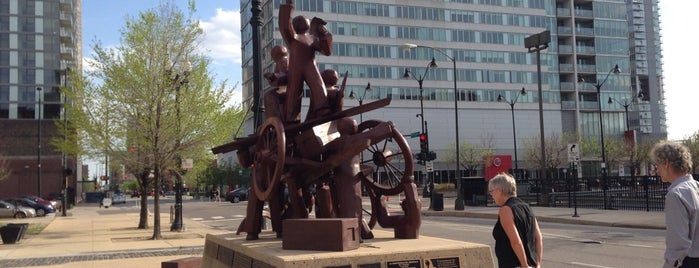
(5, 197, 55, 216)
(21, 194, 62, 212)
(225, 187, 249, 203)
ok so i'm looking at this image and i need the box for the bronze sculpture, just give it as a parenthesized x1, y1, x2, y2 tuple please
(212, 0, 422, 246)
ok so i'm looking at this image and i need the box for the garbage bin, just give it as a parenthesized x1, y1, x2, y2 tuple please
(432, 193, 444, 211)
(6, 223, 28, 242)
(460, 177, 486, 206)
(0, 224, 25, 244)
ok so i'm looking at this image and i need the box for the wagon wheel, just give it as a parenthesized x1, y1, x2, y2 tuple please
(252, 117, 286, 201)
(357, 120, 414, 228)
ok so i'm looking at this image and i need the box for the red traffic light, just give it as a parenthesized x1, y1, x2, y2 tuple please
(419, 133, 427, 141)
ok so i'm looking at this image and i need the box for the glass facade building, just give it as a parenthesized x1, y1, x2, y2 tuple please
(233, 0, 666, 178)
(0, 0, 81, 198)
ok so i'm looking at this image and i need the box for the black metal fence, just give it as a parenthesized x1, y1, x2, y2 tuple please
(520, 175, 677, 212)
(460, 174, 699, 212)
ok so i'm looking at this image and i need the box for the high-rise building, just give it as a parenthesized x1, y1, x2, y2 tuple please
(231, 0, 665, 180)
(0, 0, 82, 198)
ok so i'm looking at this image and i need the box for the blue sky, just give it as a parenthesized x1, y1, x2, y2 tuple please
(81, 0, 695, 144)
(82, 0, 243, 102)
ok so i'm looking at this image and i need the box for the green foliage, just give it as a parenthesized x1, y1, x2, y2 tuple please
(121, 179, 140, 191)
(440, 133, 495, 175)
(521, 132, 574, 170)
(682, 131, 699, 173)
(66, 0, 246, 238)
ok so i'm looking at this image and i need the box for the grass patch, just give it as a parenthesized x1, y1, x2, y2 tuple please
(434, 183, 456, 192)
(26, 223, 48, 235)
(0, 222, 49, 235)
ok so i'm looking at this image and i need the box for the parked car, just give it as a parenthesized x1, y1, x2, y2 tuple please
(0, 200, 35, 218)
(112, 193, 126, 204)
(21, 194, 62, 212)
(225, 187, 249, 203)
(163, 190, 176, 196)
(5, 197, 55, 216)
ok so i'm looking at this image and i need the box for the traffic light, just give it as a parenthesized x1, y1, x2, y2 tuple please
(419, 133, 428, 153)
(427, 151, 437, 161)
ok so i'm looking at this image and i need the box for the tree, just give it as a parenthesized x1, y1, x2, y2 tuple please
(441, 133, 495, 177)
(683, 131, 699, 174)
(0, 153, 10, 182)
(65, 1, 243, 239)
(521, 132, 573, 173)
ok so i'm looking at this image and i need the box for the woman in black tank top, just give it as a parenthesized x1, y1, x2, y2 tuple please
(489, 173, 543, 268)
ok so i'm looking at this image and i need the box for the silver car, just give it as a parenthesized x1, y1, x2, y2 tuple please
(0, 200, 36, 218)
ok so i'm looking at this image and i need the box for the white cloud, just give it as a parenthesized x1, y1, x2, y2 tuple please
(199, 8, 242, 66)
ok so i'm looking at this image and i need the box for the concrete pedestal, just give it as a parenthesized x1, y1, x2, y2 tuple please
(202, 230, 493, 268)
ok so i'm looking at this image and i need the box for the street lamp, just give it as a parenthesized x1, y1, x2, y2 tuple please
(608, 96, 632, 132)
(403, 59, 436, 135)
(62, 67, 70, 217)
(170, 60, 191, 232)
(579, 64, 620, 209)
(36, 87, 42, 197)
(403, 60, 437, 204)
(348, 82, 372, 124)
(497, 87, 526, 179)
(402, 43, 463, 210)
(524, 30, 549, 195)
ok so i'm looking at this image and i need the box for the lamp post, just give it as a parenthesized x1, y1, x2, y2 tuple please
(402, 43, 463, 210)
(36, 87, 42, 197)
(608, 96, 632, 132)
(403, 61, 436, 205)
(250, 0, 264, 129)
(349, 83, 372, 124)
(350, 83, 371, 166)
(525, 31, 550, 199)
(579, 64, 621, 209)
(170, 60, 191, 232)
(62, 68, 70, 217)
(497, 87, 526, 180)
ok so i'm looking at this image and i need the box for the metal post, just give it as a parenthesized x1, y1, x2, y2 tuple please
(498, 88, 525, 180)
(401, 44, 461, 209)
(251, 0, 263, 129)
(596, 84, 608, 209)
(452, 58, 463, 210)
(171, 62, 190, 232)
(62, 68, 69, 216)
(36, 87, 42, 197)
(525, 30, 550, 202)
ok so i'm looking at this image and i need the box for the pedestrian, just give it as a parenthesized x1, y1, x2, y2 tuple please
(488, 173, 542, 268)
(214, 188, 221, 202)
(650, 141, 699, 268)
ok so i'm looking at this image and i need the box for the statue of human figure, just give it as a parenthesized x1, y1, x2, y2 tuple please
(279, 0, 333, 123)
(264, 45, 289, 120)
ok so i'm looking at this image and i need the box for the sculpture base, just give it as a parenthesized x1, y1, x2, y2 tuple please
(202, 230, 493, 268)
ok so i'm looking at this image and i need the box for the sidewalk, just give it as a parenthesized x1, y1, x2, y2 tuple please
(0, 203, 228, 268)
(426, 196, 665, 230)
(0, 196, 665, 267)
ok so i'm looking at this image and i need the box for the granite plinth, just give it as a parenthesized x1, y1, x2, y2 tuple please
(202, 229, 493, 268)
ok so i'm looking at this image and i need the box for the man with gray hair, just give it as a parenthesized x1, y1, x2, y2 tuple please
(650, 141, 698, 267)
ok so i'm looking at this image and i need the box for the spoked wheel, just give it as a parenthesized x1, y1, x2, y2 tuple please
(357, 120, 414, 228)
(252, 117, 286, 201)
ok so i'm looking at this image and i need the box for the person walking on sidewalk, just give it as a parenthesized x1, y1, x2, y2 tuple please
(214, 188, 221, 202)
(489, 173, 542, 268)
(651, 141, 699, 268)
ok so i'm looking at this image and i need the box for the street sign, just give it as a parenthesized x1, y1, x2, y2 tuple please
(426, 161, 434, 172)
(567, 143, 580, 162)
(182, 158, 193, 170)
(406, 131, 420, 138)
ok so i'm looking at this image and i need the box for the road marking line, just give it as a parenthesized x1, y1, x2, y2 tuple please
(211, 216, 225, 220)
(191, 217, 204, 221)
(569, 262, 613, 268)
